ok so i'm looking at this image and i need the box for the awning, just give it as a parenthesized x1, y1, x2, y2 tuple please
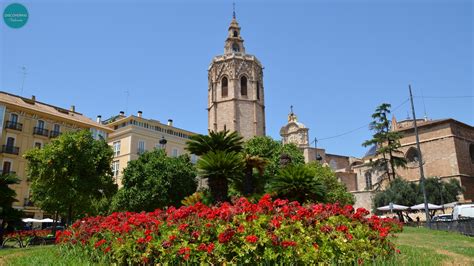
(377, 203, 410, 211)
(410, 203, 443, 210)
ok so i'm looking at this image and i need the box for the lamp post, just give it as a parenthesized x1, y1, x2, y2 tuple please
(159, 136, 167, 151)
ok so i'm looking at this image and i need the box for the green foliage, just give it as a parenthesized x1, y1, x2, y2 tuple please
(186, 130, 243, 156)
(196, 151, 245, 202)
(24, 130, 117, 223)
(243, 136, 305, 194)
(266, 164, 325, 203)
(111, 149, 197, 212)
(373, 177, 462, 211)
(0, 173, 23, 243)
(363, 103, 407, 181)
(306, 162, 355, 205)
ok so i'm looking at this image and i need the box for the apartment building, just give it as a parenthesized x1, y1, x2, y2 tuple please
(103, 111, 198, 187)
(0, 91, 112, 219)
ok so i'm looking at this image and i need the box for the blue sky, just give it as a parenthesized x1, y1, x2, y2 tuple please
(1, 0, 472, 157)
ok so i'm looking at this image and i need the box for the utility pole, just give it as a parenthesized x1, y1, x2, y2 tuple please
(409, 85, 431, 227)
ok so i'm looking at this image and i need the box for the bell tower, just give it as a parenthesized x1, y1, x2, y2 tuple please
(207, 10, 266, 139)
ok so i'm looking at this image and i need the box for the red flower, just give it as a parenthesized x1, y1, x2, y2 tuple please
(313, 243, 319, 249)
(245, 235, 258, 243)
(178, 223, 189, 231)
(104, 246, 111, 253)
(94, 239, 107, 248)
(281, 241, 297, 248)
(336, 225, 348, 233)
(207, 242, 215, 254)
(218, 229, 235, 244)
(169, 235, 177, 241)
(237, 225, 245, 233)
(178, 247, 191, 260)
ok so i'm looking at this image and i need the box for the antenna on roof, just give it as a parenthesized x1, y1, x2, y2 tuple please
(420, 86, 428, 121)
(19, 66, 27, 95)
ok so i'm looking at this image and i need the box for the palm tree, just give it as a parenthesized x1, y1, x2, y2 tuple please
(196, 151, 245, 203)
(243, 154, 268, 195)
(186, 130, 243, 156)
(0, 173, 20, 244)
(266, 165, 326, 203)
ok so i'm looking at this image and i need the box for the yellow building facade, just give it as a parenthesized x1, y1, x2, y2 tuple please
(104, 111, 198, 187)
(0, 91, 112, 219)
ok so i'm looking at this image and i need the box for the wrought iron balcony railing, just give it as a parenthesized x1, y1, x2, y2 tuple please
(33, 127, 49, 137)
(5, 121, 23, 131)
(49, 130, 61, 138)
(1, 145, 19, 155)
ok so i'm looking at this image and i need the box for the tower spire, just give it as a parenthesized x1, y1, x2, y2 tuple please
(233, 2, 236, 19)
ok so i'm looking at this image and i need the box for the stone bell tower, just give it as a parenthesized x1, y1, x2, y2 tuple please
(207, 11, 266, 140)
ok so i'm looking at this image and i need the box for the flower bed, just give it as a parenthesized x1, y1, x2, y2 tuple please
(56, 195, 402, 264)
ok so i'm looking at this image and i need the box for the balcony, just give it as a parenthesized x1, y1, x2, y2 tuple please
(33, 127, 49, 137)
(49, 130, 61, 138)
(5, 121, 23, 131)
(0, 170, 16, 175)
(1, 145, 19, 155)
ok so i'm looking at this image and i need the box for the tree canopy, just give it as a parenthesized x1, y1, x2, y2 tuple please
(24, 130, 117, 223)
(362, 103, 406, 181)
(111, 149, 197, 212)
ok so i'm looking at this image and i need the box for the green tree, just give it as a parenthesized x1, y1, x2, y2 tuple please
(306, 162, 354, 205)
(243, 136, 305, 193)
(186, 130, 243, 156)
(363, 103, 407, 181)
(266, 164, 325, 203)
(0, 174, 23, 244)
(196, 151, 245, 203)
(373, 177, 462, 212)
(111, 149, 197, 212)
(24, 130, 117, 224)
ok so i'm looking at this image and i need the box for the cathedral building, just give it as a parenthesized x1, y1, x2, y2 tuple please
(207, 13, 266, 140)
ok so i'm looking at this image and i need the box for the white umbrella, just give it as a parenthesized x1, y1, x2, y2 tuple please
(410, 203, 443, 210)
(22, 218, 41, 223)
(442, 202, 458, 209)
(40, 218, 55, 223)
(377, 204, 410, 211)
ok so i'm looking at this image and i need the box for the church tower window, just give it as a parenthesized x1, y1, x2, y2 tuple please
(406, 147, 419, 163)
(233, 30, 238, 37)
(232, 43, 240, 52)
(221, 77, 228, 97)
(240, 76, 247, 96)
(365, 172, 372, 190)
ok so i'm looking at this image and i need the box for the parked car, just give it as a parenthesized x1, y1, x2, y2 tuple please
(431, 214, 453, 222)
(452, 204, 474, 220)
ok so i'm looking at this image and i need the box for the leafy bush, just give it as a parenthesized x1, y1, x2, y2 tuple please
(111, 149, 197, 212)
(57, 195, 402, 264)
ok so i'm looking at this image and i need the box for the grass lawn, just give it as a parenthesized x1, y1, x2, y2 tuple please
(0, 227, 473, 265)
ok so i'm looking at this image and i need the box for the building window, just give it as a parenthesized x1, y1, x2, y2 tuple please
(2, 161, 11, 174)
(470, 143, 474, 164)
(10, 113, 18, 123)
(256, 81, 260, 100)
(221, 77, 228, 97)
(240, 76, 247, 96)
(233, 30, 238, 37)
(232, 43, 240, 52)
(172, 148, 179, 157)
(37, 120, 45, 129)
(113, 141, 121, 157)
(365, 172, 372, 190)
(53, 124, 60, 133)
(34, 142, 42, 149)
(6, 137, 15, 147)
(406, 147, 419, 163)
(138, 140, 145, 154)
(112, 160, 120, 178)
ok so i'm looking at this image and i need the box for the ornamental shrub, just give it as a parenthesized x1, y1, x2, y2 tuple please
(57, 195, 402, 264)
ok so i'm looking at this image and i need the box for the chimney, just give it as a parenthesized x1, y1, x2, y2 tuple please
(96, 115, 102, 123)
(167, 119, 173, 126)
(31, 95, 36, 102)
(119, 111, 125, 117)
(137, 111, 142, 118)
(70, 105, 75, 112)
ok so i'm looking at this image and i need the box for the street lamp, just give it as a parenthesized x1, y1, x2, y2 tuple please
(159, 136, 167, 150)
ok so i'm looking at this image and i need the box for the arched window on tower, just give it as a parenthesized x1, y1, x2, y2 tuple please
(406, 147, 419, 163)
(240, 76, 247, 96)
(256, 81, 260, 100)
(469, 143, 474, 164)
(233, 31, 238, 37)
(232, 43, 240, 52)
(365, 172, 372, 190)
(221, 77, 228, 97)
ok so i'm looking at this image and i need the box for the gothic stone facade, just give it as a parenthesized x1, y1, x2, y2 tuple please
(208, 17, 266, 140)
